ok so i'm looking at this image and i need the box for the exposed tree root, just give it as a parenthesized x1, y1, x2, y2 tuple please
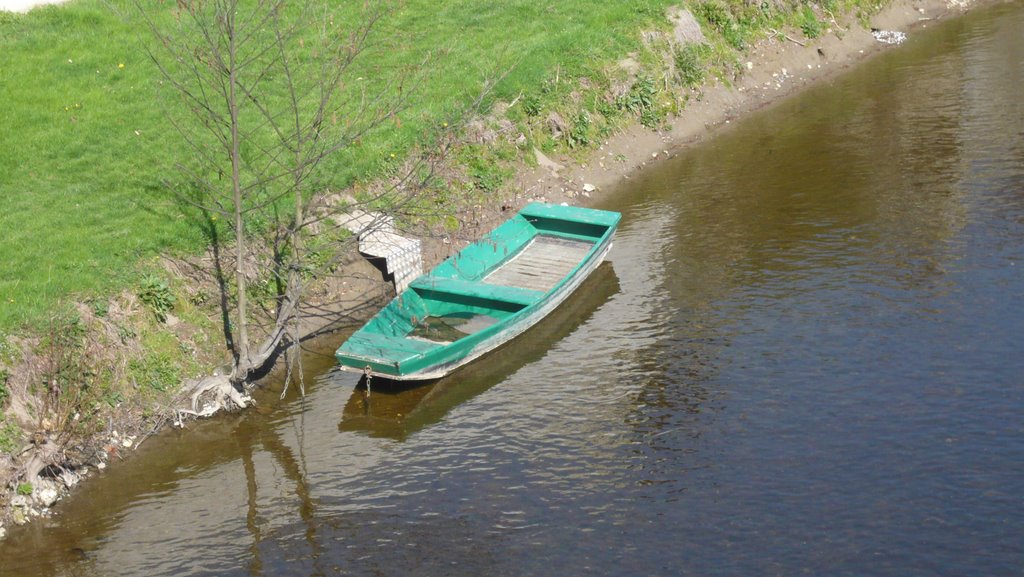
(174, 374, 253, 427)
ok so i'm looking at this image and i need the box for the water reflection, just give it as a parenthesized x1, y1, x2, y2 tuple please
(338, 263, 620, 439)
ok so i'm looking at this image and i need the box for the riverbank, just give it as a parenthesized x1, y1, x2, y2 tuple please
(524, 0, 983, 206)
(0, 0, 990, 537)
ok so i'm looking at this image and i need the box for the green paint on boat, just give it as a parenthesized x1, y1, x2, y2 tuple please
(335, 202, 621, 380)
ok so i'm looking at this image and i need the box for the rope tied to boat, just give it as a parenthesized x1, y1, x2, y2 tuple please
(363, 365, 373, 397)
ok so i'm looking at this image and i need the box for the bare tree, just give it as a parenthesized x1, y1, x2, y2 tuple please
(139, 0, 448, 410)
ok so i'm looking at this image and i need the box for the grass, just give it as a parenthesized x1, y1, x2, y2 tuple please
(0, 0, 679, 332)
(0, 0, 891, 333)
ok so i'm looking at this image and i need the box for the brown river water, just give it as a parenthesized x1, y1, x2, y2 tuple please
(2, 3, 1023, 575)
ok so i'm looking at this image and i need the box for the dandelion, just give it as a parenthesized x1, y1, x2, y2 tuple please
(67, 58, 73, 64)
(118, 63, 125, 69)
(442, 122, 448, 128)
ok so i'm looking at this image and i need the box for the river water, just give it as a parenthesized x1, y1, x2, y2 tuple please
(3, 3, 1023, 575)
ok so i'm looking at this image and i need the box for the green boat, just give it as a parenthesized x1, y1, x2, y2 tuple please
(335, 202, 621, 380)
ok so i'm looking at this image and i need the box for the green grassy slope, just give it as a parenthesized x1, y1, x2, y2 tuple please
(0, 0, 678, 330)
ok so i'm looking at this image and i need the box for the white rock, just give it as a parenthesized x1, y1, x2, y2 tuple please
(122, 438, 133, 448)
(11, 495, 29, 508)
(582, 183, 596, 193)
(97, 462, 107, 470)
(36, 487, 59, 508)
(0, 525, 6, 539)
(61, 470, 80, 488)
(871, 29, 907, 45)
(745, 61, 753, 70)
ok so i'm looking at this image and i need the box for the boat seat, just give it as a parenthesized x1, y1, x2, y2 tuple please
(410, 276, 544, 307)
(344, 331, 441, 359)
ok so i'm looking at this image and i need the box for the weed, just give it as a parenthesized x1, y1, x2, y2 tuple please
(0, 10, 21, 27)
(675, 44, 709, 88)
(799, 6, 822, 38)
(38, 311, 91, 432)
(522, 94, 542, 117)
(138, 275, 175, 322)
(0, 416, 20, 454)
(0, 334, 10, 363)
(567, 111, 592, 149)
(0, 367, 8, 407)
(117, 325, 137, 344)
(471, 163, 509, 192)
(617, 76, 657, 115)
(696, 0, 746, 49)
(128, 352, 179, 393)
(595, 98, 619, 120)
(16, 482, 33, 496)
(461, 145, 513, 193)
(89, 298, 109, 318)
(640, 107, 664, 130)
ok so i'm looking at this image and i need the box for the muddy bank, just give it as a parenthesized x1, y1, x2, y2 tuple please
(402, 0, 989, 283)
(0, 0, 991, 538)
(524, 0, 987, 205)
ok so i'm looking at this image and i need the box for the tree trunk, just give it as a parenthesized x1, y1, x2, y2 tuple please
(227, 1, 250, 381)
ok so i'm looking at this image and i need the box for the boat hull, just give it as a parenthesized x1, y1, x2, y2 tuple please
(336, 203, 621, 381)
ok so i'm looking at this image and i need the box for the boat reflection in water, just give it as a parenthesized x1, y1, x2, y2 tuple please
(339, 262, 620, 439)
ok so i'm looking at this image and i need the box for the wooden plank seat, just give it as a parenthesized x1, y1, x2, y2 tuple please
(410, 276, 545, 307)
(344, 331, 442, 362)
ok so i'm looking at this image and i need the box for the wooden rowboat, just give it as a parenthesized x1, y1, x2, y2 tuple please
(335, 202, 621, 381)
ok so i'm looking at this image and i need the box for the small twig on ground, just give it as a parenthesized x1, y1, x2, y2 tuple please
(507, 90, 524, 109)
(769, 28, 807, 47)
(823, 8, 847, 31)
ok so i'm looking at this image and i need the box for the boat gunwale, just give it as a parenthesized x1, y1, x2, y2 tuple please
(336, 203, 620, 380)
